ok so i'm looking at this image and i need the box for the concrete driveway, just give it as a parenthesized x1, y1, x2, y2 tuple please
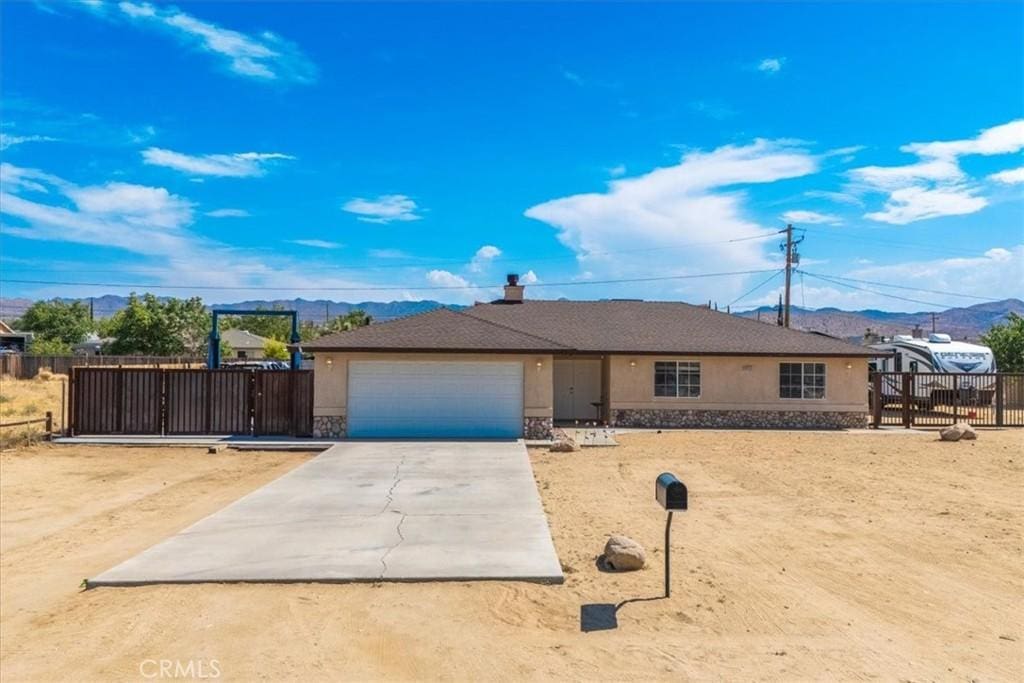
(90, 441, 563, 585)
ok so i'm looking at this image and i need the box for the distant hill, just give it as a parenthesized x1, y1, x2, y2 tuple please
(738, 298, 1023, 342)
(2, 295, 1020, 343)
(0, 295, 457, 324)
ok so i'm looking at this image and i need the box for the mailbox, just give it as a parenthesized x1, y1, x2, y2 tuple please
(655, 472, 688, 510)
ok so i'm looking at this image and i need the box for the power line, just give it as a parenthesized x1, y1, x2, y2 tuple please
(798, 271, 1002, 302)
(798, 270, 965, 309)
(726, 269, 785, 308)
(1, 268, 780, 293)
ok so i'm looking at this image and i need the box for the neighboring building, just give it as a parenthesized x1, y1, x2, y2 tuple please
(221, 328, 270, 359)
(302, 275, 879, 439)
(0, 320, 33, 352)
(73, 333, 115, 355)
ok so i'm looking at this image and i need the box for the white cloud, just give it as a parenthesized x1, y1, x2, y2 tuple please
(342, 194, 422, 223)
(781, 210, 842, 225)
(608, 164, 627, 178)
(804, 189, 864, 206)
(469, 244, 501, 272)
(562, 69, 585, 86)
(79, 1, 316, 84)
(864, 185, 987, 225)
(520, 270, 539, 285)
(205, 208, 250, 218)
(747, 246, 1023, 311)
(426, 269, 469, 288)
(757, 57, 785, 74)
(0, 163, 398, 301)
(525, 138, 818, 302)
(0, 133, 58, 150)
(288, 239, 342, 249)
(850, 119, 1024, 225)
(989, 167, 1024, 185)
(368, 248, 411, 259)
(142, 147, 294, 177)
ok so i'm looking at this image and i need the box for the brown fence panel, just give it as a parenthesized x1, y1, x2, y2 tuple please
(254, 371, 313, 436)
(69, 368, 312, 436)
(165, 370, 208, 435)
(121, 369, 163, 434)
(5, 354, 204, 379)
(209, 371, 252, 435)
(871, 372, 1022, 428)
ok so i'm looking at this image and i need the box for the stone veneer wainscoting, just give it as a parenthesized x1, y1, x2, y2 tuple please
(312, 415, 346, 439)
(524, 417, 554, 440)
(611, 409, 868, 430)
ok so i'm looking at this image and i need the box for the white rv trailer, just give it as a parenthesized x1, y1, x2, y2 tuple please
(869, 333, 997, 407)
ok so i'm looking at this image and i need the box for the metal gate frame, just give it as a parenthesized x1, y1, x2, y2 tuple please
(870, 372, 1023, 428)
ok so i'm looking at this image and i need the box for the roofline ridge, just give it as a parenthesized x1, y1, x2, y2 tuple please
(455, 307, 573, 349)
(305, 305, 457, 347)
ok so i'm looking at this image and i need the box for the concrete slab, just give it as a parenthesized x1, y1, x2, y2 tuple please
(89, 440, 563, 585)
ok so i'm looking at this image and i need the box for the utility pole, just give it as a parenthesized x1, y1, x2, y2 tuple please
(781, 224, 803, 328)
(325, 301, 330, 326)
(930, 312, 937, 334)
(89, 297, 94, 321)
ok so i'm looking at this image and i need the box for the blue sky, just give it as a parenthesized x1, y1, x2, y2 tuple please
(1, 1, 1022, 311)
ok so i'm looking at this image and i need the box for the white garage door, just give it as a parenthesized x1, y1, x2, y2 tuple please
(347, 361, 524, 438)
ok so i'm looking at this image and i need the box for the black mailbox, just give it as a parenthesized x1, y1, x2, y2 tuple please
(655, 472, 687, 510)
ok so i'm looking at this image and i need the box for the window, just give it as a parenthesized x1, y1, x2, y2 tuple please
(779, 362, 826, 399)
(654, 361, 701, 398)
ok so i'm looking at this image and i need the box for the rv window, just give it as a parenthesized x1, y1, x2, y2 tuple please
(895, 354, 902, 372)
(909, 361, 919, 373)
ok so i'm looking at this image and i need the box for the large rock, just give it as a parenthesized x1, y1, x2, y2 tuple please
(603, 535, 646, 571)
(549, 438, 578, 453)
(940, 422, 977, 442)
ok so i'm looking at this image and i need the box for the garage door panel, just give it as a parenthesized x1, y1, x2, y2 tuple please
(348, 361, 524, 438)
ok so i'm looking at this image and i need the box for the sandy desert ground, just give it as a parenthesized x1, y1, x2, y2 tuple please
(1, 430, 1022, 682)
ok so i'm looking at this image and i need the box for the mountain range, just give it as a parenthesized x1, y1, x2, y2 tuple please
(1, 295, 1020, 343)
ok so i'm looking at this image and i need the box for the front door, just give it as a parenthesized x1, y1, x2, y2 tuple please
(553, 359, 602, 422)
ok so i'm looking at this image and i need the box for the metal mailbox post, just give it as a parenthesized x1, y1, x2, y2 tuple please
(655, 472, 688, 598)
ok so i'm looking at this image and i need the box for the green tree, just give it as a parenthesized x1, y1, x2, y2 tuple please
(221, 306, 292, 342)
(18, 299, 93, 347)
(28, 337, 72, 355)
(324, 309, 373, 334)
(981, 312, 1024, 372)
(102, 294, 210, 356)
(263, 339, 289, 361)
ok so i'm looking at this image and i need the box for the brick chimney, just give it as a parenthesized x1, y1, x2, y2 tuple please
(503, 273, 524, 303)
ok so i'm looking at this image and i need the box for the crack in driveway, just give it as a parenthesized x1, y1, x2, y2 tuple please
(378, 453, 408, 578)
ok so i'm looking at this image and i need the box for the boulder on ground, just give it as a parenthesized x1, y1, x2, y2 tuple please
(603, 535, 646, 571)
(549, 438, 578, 453)
(940, 422, 977, 442)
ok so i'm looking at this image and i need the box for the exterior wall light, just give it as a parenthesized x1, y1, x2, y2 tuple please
(536, 360, 543, 369)
(325, 358, 333, 367)
(629, 360, 637, 368)
(846, 362, 853, 369)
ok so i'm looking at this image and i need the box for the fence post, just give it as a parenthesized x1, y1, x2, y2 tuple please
(45, 411, 53, 436)
(68, 367, 76, 436)
(872, 373, 882, 428)
(901, 373, 912, 428)
(995, 373, 1004, 427)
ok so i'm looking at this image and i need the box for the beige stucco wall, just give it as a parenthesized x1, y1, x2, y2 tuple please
(608, 355, 869, 412)
(313, 352, 554, 418)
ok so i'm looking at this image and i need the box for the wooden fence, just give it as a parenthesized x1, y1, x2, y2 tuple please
(69, 368, 313, 437)
(870, 372, 1024, 428)
(1, 354, 204, 380)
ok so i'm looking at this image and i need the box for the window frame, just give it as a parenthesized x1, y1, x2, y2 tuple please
(653, 360, 702, 399)
(779, 362, 827, 400)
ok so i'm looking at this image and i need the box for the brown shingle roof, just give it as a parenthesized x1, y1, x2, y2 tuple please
(304, 300, 877, 356)
(302, 307, 570, 352)
(462, 300, 877, 356)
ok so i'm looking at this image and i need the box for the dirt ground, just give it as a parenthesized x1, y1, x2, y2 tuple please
(1, 430, 1021, 682)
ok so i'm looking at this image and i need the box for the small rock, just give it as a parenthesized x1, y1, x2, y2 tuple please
(549, 438, 578, 453)
(958, 422, 977, 440)
(603, 535, 646, 571)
